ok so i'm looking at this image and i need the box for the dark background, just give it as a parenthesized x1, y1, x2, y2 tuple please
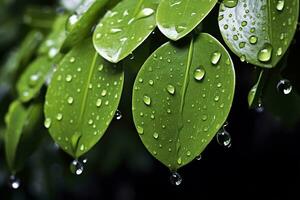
(1, 1, 300, 199)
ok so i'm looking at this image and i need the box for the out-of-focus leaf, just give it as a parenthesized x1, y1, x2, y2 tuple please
(23, 6, 57, 29)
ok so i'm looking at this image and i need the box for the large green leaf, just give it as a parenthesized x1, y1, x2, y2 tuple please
(45, 39, 124, 158)
(16, 56, 56, 102)
(156, 0, 217, 41)
(61, 0, 109, 52)
(5, 101, 44, 172)
(132, 33, 235, 170)
(93, 0, 159, 63)
(218, 0, 299, 68)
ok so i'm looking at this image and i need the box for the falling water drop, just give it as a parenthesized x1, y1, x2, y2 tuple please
(70, 159, 84, 175)
(216, 128, 232, 148)
(8, 175, 20, 190)
(277, 79, 292, 95)
(170, 172, 182, 186)
(115, 109, 122, 120)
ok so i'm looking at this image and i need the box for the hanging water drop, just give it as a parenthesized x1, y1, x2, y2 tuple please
(70, 159, 84, 175)
(258, 43, 273, 62)
(115, 109, 122, 120)
(170, 172, 182, 186)
(277, 79, 292, 95)
(8, 175, 20, 190)
(216, 128, 232, 148)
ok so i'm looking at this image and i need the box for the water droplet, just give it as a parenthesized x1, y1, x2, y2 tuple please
(216, 128, 232, 148)
(69, 57, 75, 63)
(56, 113, 63, 121)
(276, 0, 285, 11)
(70, 160, 83, 175)
(101, 89, 107, 97)
(193, 67, 205, 81)
(9, 175, 20, 190)
(175, 23, 187, 33)
(143, 95, 151, 106)
(255, 99, 264, 113)
(29, 74, 40, 86)
(137, 126, 144, 135)
(170, 172, 182, 186)
(258, 43, 273, 62)
(177, 157, 182, 165)
(211, 52, 222, 65)
(66, 74, 73, 82)
(115, 109, 122, 120)
(249, 35, 258, 44)
(224, 0, 238, 8)
(67, 96, 74, 104)
(196, 154, 202, 161)
(136, 8, 154, 19)
(44, 118, 52, 128)
(276, 47, 282, 56)
(153, 132, 159, 139)
(167, 84, 175, 95)
(96, 99, 102, 107)
(277, 79, 292, 95)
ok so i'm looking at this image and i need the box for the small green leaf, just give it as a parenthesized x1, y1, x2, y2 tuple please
(156, 0, 217, 41)
(61, 0, 109, 52)
(218, 0, 299, 68)
(16, 56, 55, 102)
(23, 6, 57, 29)
(132, 33, 235, 170)
(248, 69, 269, 108)
(93, 0, 159, 63)
(5, 101, 44, 172)
(45, 39, 124, 158)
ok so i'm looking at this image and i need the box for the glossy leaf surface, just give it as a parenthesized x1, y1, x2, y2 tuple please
(93, 0, 159, 63)
(218, 0, 299, 68)
(132, 33, 235, 170)
(157, 0, 217, 41)
(45, 39, 124, 158)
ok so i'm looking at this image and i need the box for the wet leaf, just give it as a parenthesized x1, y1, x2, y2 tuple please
(248, 69, 269, 108)
(93, 0, 159, 63)
(5, 101, 44, 172)
(61, 0, 109, 52)
(132, 33, 235, 170)
(156, 0, 217, 41)
(218, 0, 299, 68)
(45, 39, 124, 158)
(16, 56, 55, 102)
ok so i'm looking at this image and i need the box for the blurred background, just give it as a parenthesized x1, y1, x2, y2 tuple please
(1, 0, 300, 199)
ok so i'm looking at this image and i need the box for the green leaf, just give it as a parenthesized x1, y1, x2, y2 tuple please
(132, 33, 235, 170)
(93, 0, 159, 63)
(23, 6, 57, 29)
(156, 0, 217, 41)
(248, 69, 269, 108)
(38, 15, 68, 58)
(61, 0, 109, 52)
(45, 39, 124, 158)
(16, 56, 55, 102)
(5, 101, 44, 172)
(218, 0, 299, 68)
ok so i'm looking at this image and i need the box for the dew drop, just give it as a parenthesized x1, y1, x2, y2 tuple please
(211, 52, 222, 65)
(193, 67, 205, 81)
(67, 96, 74, 104)
(223, 0, 238, 8)
(170, 172, 182, 186)
(96, 99, 102, 107)
(167, 84, 175, 95)
(153, 132, 159, 139)
(258, 43, 273, 62)
(44, 118, 52, 128)
(143, 95, 151, 106)
(277, 79, 292, 95)
(137, 126, 144, 135)
(69, 57, 76, 63)
(70, 160, 83, 175)
(276, 0, 285, 11)
(66, 74, 73, 82)
(136, 8, 154, 19)
(56, 113, 63, 121)
(249, 35, 258, 44)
